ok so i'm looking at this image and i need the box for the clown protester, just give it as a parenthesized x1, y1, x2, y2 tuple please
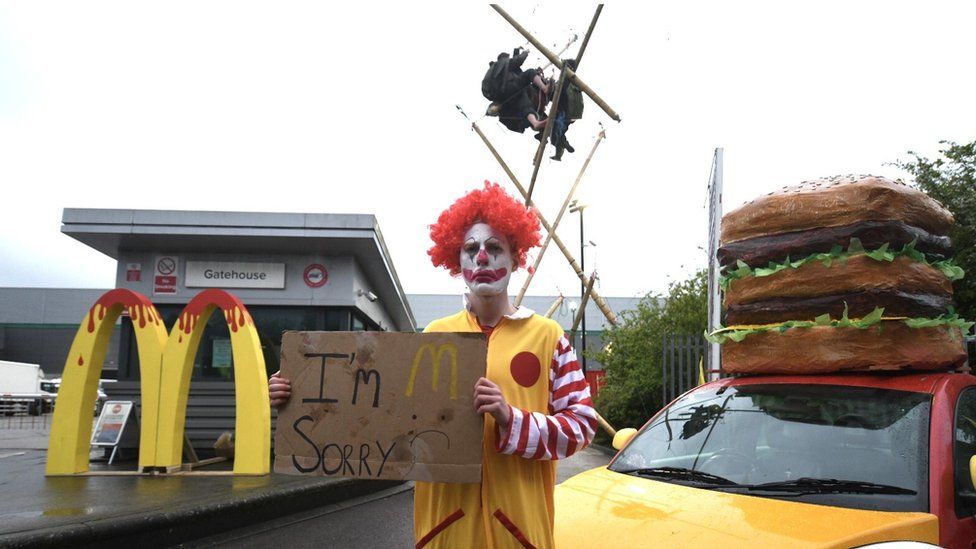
(268, 182, 596, 548)
(418, 181, 597, 549)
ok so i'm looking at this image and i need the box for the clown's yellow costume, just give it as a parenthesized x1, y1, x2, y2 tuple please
(414, 306, 597, 549)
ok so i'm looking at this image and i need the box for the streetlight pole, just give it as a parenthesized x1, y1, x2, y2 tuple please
(570, 200, 588, 373)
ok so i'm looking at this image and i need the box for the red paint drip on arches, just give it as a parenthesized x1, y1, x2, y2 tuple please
(178, 312, 199, 335)
(85, 289, 156, 333)
(78, 355, 84, 366)
(178, 289, 252, 335)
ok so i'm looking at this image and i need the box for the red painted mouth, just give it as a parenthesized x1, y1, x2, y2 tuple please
(462, 268, 508, 283)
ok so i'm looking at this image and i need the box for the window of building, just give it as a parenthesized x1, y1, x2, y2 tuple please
(352, 310, 381, 332)
(118, 305, 356, 381)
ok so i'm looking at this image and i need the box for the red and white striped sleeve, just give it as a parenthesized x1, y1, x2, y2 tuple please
(495, 334, 598, 460)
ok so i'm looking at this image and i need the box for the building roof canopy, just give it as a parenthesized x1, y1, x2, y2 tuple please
(61, 208, 415, 331)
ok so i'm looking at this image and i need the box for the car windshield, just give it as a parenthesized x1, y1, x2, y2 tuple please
(610, 383, 931, 512)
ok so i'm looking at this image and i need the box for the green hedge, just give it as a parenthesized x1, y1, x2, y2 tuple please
(588, 270, 707, 441)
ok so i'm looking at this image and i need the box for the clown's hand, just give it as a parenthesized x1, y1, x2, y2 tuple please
(474, 377, 511, 429)
(269, 370, 292, 408)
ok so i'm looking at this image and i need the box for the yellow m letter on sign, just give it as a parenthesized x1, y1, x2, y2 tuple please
(46, 289, 270, 476)
(405, 343, 458, 399)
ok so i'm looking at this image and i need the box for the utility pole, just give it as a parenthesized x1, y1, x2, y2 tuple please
(570, 199, 588, 373)
(706, 148, 724, 379)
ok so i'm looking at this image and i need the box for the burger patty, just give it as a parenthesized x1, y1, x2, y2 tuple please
(725, 254, 953, 306)
(722, 322, 967, 374)
(724, 290, 952, 325)
(718, 220, 952, 268)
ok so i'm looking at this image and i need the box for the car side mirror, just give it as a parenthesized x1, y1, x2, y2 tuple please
(970, 455, 976, 490)
(612, 428, 637, 451)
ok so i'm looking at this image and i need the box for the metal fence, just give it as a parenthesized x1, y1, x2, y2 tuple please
(662, 333, 712, 405)
(0, 408, 50, 430)
(968, 335, 976, 370)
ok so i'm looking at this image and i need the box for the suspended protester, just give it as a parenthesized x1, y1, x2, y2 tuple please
(482, 48, 551, 135)
(548, 59, 584, 161)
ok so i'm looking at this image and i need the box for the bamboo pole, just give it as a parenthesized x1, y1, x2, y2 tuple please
(595, 411, 616, 437)
(575, 5, 604, 70)
(515, 130, 605, 307)
(540, 35, 579, 73)
(490, 4, 621, 122)
(526, 65, 569, 206)
(469, 120, 618, 326)
(544, 295, 564, 318)
(570, 271, 597, 343)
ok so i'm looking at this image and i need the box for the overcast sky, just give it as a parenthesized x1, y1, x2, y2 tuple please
(1, 1, 974, 303)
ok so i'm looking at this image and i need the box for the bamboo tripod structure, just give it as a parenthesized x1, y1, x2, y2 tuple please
(469, 4, 620, 323)
(467, 5, 621, 435)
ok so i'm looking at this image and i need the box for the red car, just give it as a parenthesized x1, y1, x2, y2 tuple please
(559, 371, 976, 548)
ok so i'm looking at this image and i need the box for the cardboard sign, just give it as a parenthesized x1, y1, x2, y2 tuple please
(274, 331, 486, 483)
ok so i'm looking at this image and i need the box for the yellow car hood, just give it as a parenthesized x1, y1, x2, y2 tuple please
(554, 467, 938, 548)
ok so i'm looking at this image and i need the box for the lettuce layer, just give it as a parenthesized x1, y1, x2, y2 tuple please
(705, 305, 974, 345)
(720, 238, 965, 291)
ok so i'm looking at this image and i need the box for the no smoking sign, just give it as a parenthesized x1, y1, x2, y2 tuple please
(156, 257, 176, 275)
(154, 256, 179, 294)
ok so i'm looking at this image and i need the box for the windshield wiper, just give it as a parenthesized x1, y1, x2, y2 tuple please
(742, 477, 916, 495)
(617, 466, 739, 486)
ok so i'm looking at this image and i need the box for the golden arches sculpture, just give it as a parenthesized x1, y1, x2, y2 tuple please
(46, 289, 270, 476)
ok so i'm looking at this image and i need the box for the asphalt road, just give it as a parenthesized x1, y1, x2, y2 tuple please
(182, 445, 613, 548)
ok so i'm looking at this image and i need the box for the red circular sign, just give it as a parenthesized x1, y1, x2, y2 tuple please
(510, 352, 542, 388)
(111, 404, 123, 414)
(304, 264, 328, 288)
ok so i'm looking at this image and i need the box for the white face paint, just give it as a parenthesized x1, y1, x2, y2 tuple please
(460, 222, 514, 297)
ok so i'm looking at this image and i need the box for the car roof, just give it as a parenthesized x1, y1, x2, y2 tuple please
(705, 371, 971, 395)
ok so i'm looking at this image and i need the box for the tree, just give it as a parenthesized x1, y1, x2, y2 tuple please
(893, 140, 976, 322)
(590, 270, 707, 437)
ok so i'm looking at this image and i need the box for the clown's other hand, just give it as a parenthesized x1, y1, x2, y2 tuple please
(269, 371, 292, 408)
(474, 377, 511, 428)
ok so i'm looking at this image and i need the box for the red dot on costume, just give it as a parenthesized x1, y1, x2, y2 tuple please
(510, 352, 541, 388)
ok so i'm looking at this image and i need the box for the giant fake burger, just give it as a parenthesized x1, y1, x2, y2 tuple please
(710, 174, 972, 374)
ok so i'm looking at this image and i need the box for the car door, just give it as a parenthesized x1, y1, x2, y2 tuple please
(950, 386, 976, 547)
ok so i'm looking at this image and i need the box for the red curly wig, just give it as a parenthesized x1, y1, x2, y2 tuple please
(428, 181, 542, 276)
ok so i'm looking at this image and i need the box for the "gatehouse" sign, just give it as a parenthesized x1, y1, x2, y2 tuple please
(185, 261, 285, 289)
